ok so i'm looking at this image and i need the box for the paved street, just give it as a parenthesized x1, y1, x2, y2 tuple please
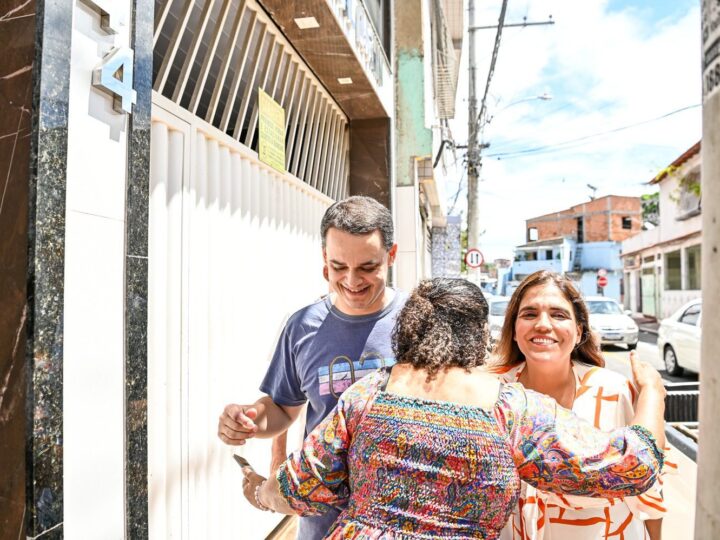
(602, 342, 699, 384)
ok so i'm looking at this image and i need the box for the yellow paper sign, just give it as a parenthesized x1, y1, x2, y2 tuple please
(258, 89, 286, 173)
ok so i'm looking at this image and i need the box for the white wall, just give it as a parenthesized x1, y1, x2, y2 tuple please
(658, 156, 702, 244)
(395, 184, 421, 290)
(64, 2, 132, 537)
(148, 97, 331, 538)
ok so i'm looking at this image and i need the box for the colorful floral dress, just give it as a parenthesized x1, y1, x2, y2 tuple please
(496, 362, 673, 540)
(276, 368, 664, 540)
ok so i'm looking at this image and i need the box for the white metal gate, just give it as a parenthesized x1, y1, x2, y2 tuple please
(148, 94, 332, 538)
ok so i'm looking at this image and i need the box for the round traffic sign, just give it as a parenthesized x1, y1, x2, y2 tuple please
(597, 275, 608, 288)
(597, 268, 607, 277)
(465, 248, 484, 269)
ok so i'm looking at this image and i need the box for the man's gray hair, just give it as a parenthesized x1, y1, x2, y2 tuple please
(320, 196, 394, 250)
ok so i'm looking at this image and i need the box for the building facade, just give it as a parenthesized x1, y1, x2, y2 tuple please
(394, 0, 463, 288)
(622, 142, 702, 319)
(507, 195, 642, 301)
(1, 0, 395, 537)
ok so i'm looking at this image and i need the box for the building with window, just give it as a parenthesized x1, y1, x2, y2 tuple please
(394, 0, 463, 288)
(506, 196, 642, 301)
(1, 0, 398, 536)
(622, 142, 702, 319)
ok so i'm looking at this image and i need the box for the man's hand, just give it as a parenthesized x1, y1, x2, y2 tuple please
(218, 404, 259, 446)
(240, 464, 267, 510)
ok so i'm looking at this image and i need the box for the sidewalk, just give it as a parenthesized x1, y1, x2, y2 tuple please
(663, 441, 697, 539)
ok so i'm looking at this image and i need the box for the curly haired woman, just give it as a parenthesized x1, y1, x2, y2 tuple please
(244, 278, 667, 539)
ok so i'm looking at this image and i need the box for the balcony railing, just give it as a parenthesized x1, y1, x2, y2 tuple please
(326, 0, 391, 90)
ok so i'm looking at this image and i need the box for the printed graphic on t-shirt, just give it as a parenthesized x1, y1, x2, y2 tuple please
(317, 353, 395, 398)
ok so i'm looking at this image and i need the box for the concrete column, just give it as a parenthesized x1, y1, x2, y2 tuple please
(695, 1, 720, 537)
(393, 0, 431, 289)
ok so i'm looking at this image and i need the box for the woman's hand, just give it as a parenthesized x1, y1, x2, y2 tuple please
(629, 350, 667, 449)
(630, 351, 666, 397)
(241, 465, 268, 511)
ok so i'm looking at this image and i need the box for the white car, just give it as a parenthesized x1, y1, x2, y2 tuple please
(585, 296, 639, 349)
(657, 299, 702, 375)
(488, 296, 510, 345)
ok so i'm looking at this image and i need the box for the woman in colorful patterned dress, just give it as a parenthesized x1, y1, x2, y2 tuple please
(493, 270, 667, 540)
(246, 278, 666, 539)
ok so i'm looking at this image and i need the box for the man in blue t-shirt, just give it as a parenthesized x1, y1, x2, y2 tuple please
(217, 196, 406, 539)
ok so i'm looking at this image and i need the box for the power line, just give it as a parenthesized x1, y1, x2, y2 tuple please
(486, 103, 701, 159)
(476, 0, 510, 134)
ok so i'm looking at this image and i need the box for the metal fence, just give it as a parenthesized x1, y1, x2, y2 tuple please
(153, 0, 350, 199)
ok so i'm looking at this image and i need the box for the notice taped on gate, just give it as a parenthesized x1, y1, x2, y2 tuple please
(258, 89, 286, 173)
(703, 0, 720, 101)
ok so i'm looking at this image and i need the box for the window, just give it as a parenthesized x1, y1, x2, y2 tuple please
(679, 304, 701, 326)
(686, 244, 701, 290)
(622, 216, 632, 229)
(665, 250, 681, 290)
(587, 300, 623, 315)
(490, 300, 509, 316)
(527, 227, 538, 242)
(643, 254, 655, 264)
(576, 217, 584, 243)
(526, 251, 538, 261)
(545, 250, 553, 260)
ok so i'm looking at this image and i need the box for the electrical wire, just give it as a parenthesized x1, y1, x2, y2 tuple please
(485, 103, 701, 159)
(447, 166, 468, 216)
(476, 0, 510, 131)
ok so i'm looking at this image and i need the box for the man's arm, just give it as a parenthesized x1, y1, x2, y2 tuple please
(217, 396, 304, 445)
(270, 431, 288, 473)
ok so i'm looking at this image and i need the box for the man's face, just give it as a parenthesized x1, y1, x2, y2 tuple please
(323, 228, 397, 316)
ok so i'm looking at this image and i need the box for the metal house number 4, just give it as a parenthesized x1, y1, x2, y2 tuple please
(85, 0, 137, 114)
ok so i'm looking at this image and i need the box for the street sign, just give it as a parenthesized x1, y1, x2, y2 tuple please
(465, 248, 484, 269)
(597, 275, 608, 288)
(597, 268, 607, 277)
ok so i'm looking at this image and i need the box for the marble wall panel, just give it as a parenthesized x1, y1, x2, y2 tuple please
(0, 1, 36, 538)
(126, 0, 153, 536)
(26, 0, 73, 537)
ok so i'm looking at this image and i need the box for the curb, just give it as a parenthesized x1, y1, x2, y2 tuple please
(665, 424, 697, 462)
(639, 325, 659, 336)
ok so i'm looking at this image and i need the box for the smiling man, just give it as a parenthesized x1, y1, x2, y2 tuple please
(217, 196, 405, 539)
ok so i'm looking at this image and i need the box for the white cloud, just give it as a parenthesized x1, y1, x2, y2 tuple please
(446, 0, 702, 261)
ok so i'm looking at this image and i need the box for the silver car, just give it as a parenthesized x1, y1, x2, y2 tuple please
(586, 296, 639, 350)
(657, 299, 702, 376)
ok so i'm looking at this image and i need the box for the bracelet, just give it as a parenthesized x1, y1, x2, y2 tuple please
(254, 480, 274, 513)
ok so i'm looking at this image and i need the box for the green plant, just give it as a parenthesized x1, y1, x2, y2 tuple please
(641, 192, 659, 226)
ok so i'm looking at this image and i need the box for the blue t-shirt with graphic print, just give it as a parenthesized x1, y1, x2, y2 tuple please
(260, 290, 406, 540)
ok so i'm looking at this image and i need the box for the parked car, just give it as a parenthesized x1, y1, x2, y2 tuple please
(657, 299, 702, 375)
(585, 296, 639, 350)
(488, 296, 510, 346)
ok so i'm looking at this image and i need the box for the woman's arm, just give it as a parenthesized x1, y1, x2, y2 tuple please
(501, 359, 667, 498)
(629, 352, 666, 448)
(241, 468, 297, 515)
(645, 518, 662, 540)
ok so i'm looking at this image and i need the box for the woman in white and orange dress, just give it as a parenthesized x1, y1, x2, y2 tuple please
(493, 270, 670, 540)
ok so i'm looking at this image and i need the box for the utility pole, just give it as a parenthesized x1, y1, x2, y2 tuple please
(695, 1, 720, 537)
(465, 0, 552, 265)
(467, 0, 479, 254)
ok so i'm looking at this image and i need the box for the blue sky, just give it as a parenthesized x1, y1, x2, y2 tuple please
(447, 0, 701, 260)
(606, 0, 692, 22)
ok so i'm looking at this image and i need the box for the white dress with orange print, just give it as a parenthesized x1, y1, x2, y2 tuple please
(497, 361, 673, 540)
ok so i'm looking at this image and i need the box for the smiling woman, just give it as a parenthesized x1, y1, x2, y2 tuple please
(491, 270, 669, 540)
